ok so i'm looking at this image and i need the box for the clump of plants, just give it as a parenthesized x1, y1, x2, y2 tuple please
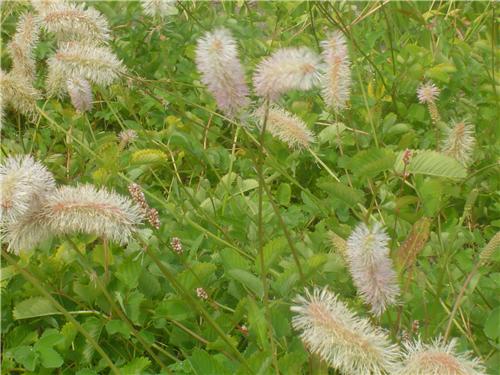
(1, 1, 498, 374)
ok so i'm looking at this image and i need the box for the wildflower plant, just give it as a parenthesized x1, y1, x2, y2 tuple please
(0, 2, 497, 375)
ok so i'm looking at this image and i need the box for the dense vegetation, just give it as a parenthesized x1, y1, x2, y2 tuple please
(1, 1, 499, 374)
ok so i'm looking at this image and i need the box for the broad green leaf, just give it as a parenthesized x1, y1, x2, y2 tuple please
(317, 179, 364, 207)
(277, 183, 291, 206)
(188, 348, 231, 375)
(38, 347, 63, 368)
(116, 259, 142, 289)
(247, 298, 268, 350)
(349, 148, 396, 178)
(227, 269, 264, 298)
(484, 307, 500, 340)
(13, 297, 58, 320)
(34, 329, 64, 350)
(13, 346, 38, 371)
(256, 237, 287, 273)
(106, 320, 131, 339)
(156, 298, 195, 321)
(396, 150, 467, 179)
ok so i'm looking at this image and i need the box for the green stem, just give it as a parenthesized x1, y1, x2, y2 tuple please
(256, 100, 281, 375)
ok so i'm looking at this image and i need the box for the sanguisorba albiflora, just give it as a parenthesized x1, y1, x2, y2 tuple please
(346, 222, 400, 316)
(0, 155, 143, 254)
(291, 288, 400, 375)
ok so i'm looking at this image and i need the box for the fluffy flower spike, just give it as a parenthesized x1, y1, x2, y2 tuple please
(417, 81, 440, 104)
(36, 1, 110, 43)
(140, 0, 178, 18)
(417, 81, 441, 124)
(43, 184, 143, 244)
(442, 120, 475, 166)
(253, 47, 323, 100)
(46, 42, 125, 95)
(396, 337, 486, 375)
(0, 70, 41, 119)
(320, 31, 351, 112)
(0, 155, 56, 223)
(7, 12, 40, 80)
(255, 105, 315, 150)
(346, 222, 400, 316)
(291, 288, 400, 375)
(195, 28, 250, 117)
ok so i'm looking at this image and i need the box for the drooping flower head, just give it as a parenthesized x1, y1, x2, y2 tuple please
(36, 1, 110, 43)
(2, 208, 51, 255)
(195, 28, 250, 117)
(7, 12, 40, 80)
(291, 288, 400, 374)
(395, 337, 486, 375)
(0, 69, 41, 119)
(0, 155, 56, 223)
(255, 105, 315, 150)
(417, 81, 440, 104)
(320, 31, 351, 112)
(253, 47, 323, 100)
(140, 0, 178, 18)
(46, 41, 125, 96)
(66, 76, 93, 112)
(346, 222, 400, 316)
(119, 129, 138, 147)
(42, 184, 143, 244)
(442, 120, 475, 166)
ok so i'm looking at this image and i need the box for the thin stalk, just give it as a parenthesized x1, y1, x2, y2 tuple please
(256, 100, 281, 375)
(1, 251, 120, 375)
(308, 149, 340, 182)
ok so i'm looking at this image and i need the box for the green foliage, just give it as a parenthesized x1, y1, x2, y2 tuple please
(1, 1, 498, 374)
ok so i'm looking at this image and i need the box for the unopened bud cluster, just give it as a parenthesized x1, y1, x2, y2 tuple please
(128, 183, 160, 229)
(170, 237, 183, 255)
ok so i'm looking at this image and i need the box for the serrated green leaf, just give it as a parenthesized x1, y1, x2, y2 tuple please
(38, 347, 63, 368)
(13, 346, 38, 371)
(120, 356, 151, 375)
(349, 148, 396, 178)
(116, 259, 142, 289)
(188, 348, 231, 375)
(13, 297, 58, 320)
(317, 180, 364, 207)
(106, 320, 131, 339)
(396, 150, 467, 179)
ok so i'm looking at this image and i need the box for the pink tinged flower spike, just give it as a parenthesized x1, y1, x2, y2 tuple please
(46, 42, 125, 95)
(255, 105, 315, 150)
(346, 222, 400, 316)
(442, 120, 476, 166)
(36, 1, 110, 43)
(291, 288, 400, 375)
(320, 31, 351, 112)
(7, 12, 41, 80)
(0, 155, 56, 223)
(43, 184, 144, 244)
(66, 76, 93, 112)
(417, 81, 440, 104)
(253, 47, 323, 100)
(195, 28, 250, 117)
(395, 337, 486, 375)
